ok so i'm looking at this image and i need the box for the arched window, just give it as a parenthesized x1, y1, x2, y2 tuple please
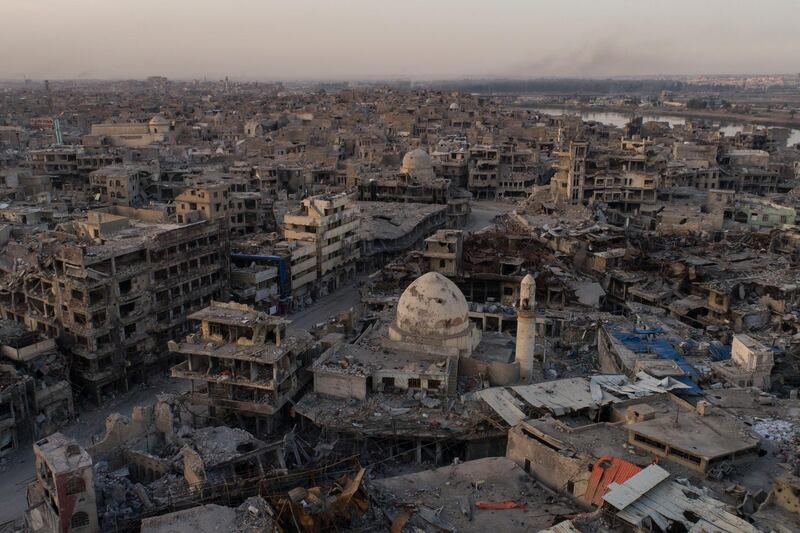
(70, 511, 90, 529)
(65, 476, 85, 495)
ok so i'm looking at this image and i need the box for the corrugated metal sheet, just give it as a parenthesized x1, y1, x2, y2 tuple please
(511, 377, 615, 415)
(602, 464, 670, 510)
(473, 373, 681, 423)
(474, 387, 526, 426)
(583, 455, 643, 507)
(605, 472, 759, 532)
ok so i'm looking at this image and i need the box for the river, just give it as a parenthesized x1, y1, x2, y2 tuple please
(529, 107, 800, 147)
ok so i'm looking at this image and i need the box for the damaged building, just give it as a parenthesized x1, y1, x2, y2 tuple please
(169, 301, 320, 435)
(0, 206, 229, 402)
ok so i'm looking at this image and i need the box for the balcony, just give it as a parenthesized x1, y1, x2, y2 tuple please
(171, 360, 275, 390)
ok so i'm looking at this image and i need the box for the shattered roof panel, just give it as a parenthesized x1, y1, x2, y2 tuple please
(537, 521, 582, 533)
(473, 374, 674, 422)
(606, 474, 758, 532)
(602, 464, 670, 510)
(510, 377, 617, 416)
(472, 387, 526, 426)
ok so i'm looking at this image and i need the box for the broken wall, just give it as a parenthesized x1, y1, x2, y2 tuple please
(506, 424, 591, 504)
(459, 357, 520, 386)
(313, 372, 368, 400)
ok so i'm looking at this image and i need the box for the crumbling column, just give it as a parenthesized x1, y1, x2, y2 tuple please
(515, 273, 536, 383)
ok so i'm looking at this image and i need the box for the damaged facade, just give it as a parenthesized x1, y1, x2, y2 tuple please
(1, 206, 229, 402)
(4, 79, 800, 532)
(170, 301, 319, 435)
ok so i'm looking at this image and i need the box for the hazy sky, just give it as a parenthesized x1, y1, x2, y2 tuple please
(1, 0, 798, 80)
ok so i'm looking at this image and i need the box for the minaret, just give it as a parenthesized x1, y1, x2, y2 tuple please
(515, 273, 536, 382)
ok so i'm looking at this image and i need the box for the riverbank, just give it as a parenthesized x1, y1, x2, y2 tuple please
(515, 102, 800, 130)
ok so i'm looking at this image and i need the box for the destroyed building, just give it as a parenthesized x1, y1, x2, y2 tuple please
(357, 201, 447, 271)
(0, 206, 229, 402)
(357, 148, 471, 228)
(370, 457, 579, 532)
(283, 192, 361, 296)
(0, 320, 73, 454)
(170, 301, 319, 435)
(26, 433, 100, 533)
(296, 272, 517, 464)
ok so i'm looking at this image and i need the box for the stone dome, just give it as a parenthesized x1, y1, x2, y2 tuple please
(394, 272, 470, 339)
(401, 148, 435, 182)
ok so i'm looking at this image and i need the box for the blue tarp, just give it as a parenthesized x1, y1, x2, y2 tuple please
(632, 328, 664, 335)
(612, 330, 702, 395)
(709, 342, 732, 362)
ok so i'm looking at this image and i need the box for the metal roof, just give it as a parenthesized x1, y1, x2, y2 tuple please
(604, 468, 759, 532)
(472, 387, 526, 426)
(583, 455, 643, 507)
(472, 373, 683, 423)
(537, 520, 582, 533)
(602, 464, 669, 510)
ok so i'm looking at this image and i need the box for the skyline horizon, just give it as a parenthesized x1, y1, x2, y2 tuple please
(3, 72, 799, 84)
(2, 0, 798, 81)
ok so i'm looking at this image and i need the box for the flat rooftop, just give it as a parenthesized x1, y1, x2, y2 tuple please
(472, 331, 516, 363)
(34, 432, 92, 474)
(294, 391, 501, 439)
(188, 302, 289, 328)
(91, 164, 149, 177)
(313, 342, 450, 378)
(141, 505, 236, 533)
(173, 329, 312, 364)
(626, 401, 760, 460)
(357, 201, 446, 241)
(371, 457, 579, 532)
(522, 417, 633, 459)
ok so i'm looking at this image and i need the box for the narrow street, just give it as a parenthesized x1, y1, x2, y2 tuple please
(287, 200, 518, 329)
(287, 279, 363, 330)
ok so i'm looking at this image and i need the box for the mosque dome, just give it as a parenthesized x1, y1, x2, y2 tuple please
(149, 115, 170, 134)
(449, 102, 459, 111)
(394, 272, 470, 339)
(401, 148, 435, 181)
(149, 115, 170, 126)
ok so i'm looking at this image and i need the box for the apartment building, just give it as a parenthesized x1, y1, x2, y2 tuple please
(25, 434, 99, 533)
(466, 142, 538, 199)
(467, 145, 500, 199)
(551, 140, 656, 212)
(283, 192, 361, 295)
(169, 301, 318, 435)
(89, 164, 152, 206)
(26, 147, 80, 178)
(176, 183, 263, 236)
(423, 229, 463, 276)
(0, 321, 74, 456)
(0, 206, 229, 402)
